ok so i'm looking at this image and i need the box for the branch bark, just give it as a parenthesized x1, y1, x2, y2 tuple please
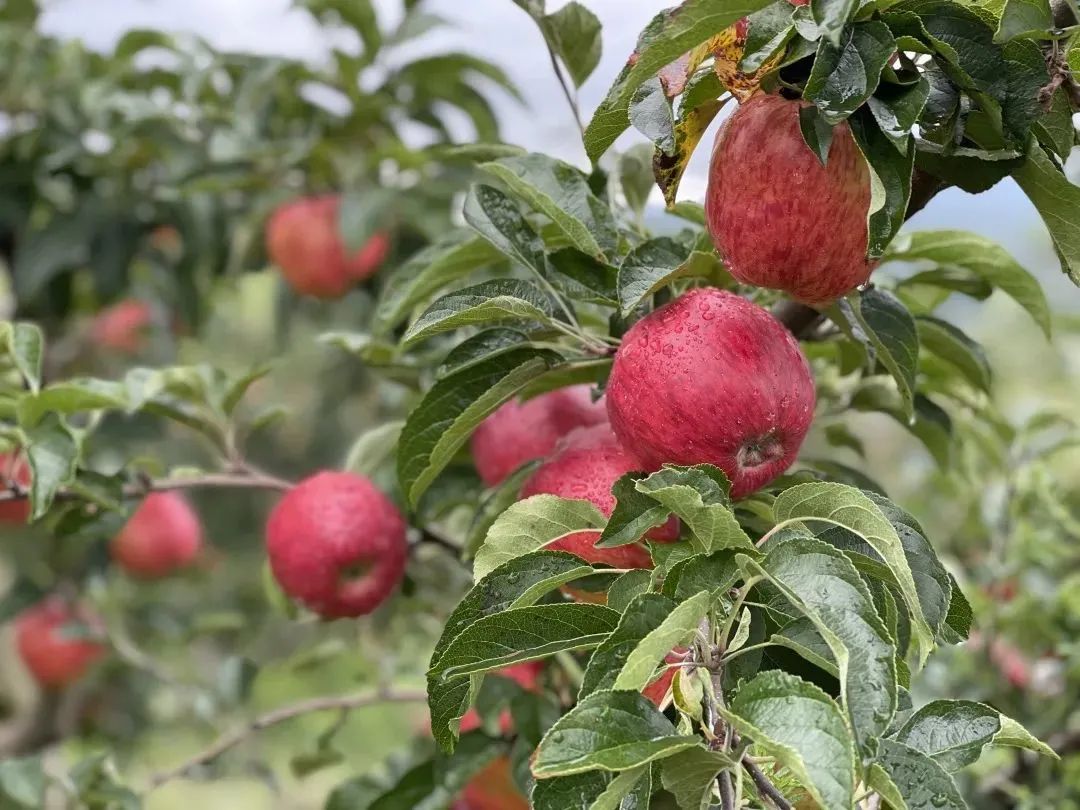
(144, 688, 427, 792)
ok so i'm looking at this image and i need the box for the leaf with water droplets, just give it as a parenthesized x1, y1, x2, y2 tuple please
(533, 690, 701, 778)
(718, 670, 857, 810)
(870, 739, 967, 810)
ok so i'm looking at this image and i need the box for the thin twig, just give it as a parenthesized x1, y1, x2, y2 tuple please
(0, 469, 293, 505)
(745, 757, 793, 810)
(412, 527, 462, 556)
(144, 688, 427, 792)
(546, 46, 584, 136)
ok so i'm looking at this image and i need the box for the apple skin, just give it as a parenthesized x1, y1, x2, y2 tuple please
(460, 756, 528, 810)
(471, 385, 608, 488)
(265, 195, 390, 299)
(520, 424, 680, 569)
(705, 93, 872, 305)
(0, 452, 31, 524)
(14, 598, 106, 688)
(91, 299, 154, 355)
(110, 492, 204, 579)
(606, 288, 815, 499)
(265, 471, 407, 619)
(641, 648, 689, 707)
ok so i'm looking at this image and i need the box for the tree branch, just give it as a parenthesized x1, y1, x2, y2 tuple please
(744, 757, 793, 810)
(0, 468, 293, 506)
(144, 688, 427, 792)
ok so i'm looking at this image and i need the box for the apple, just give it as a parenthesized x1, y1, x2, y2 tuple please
(458, 661, 544, 734)
(14, 598, 106, 688)
(111, 492, 204, 579)
(265, 471, 408, 618)
(606, 288, 815, 499)
(265, 195, 390, 299)
(91, 299, 154, 355)
(460, 756, 528, 810)
(705, 93, 873, 304)
(520, 424, 680, 569)
(471, 385, 608, 487)
(0, 451, 31, 524)
(641, 648, 689, 708)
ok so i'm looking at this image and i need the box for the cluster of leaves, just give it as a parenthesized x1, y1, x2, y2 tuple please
(0, 0, 516, 324)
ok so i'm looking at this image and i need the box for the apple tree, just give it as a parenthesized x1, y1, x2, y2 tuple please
(0, 0, 1078, 807)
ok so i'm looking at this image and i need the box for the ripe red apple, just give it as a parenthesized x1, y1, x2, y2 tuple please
(641, 648, 689, 708)
(265, 471, 407, 618)
(110, 492, 204, 579)
(90, 299, 154, 355)
(460, 756, 528, 810)
(520, 424, 680, 569)
(705, 93, 872, 305)
(14, 598, 106, 688)
(471, 385, 608, 487)
(0, 451, 31, 524)
(606, 288, 815, 499)
(265, 195, 390, 299)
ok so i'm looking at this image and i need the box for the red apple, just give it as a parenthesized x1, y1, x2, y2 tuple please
(460, 756, 528, 810)
(265, 471, 407, 618)
(0, 451, 31, 524)
(471, 385, 608, 487)
(91, 299, 154, 355)
(14, 598, 106, 688)
(606, 288, 815, 499)
(520, 424, 680, 569)
(265, 195, 390, 299)
(705, 93, 873, 304)
(458, 661, 544, 734)
(110, 492, 204, 579)
(642, 648, 689, 708)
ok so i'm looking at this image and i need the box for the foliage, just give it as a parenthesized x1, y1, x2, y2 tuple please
(0, 0, 1078, 807)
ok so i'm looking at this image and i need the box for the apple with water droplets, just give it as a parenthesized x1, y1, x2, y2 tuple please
(606, 288, 815, 499)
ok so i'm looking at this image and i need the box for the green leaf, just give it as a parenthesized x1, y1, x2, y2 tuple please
(463, 184, 547, 275)
(16, 379, 129, 426)
(849, 110, 914, 259)
(660, 747, 738, 810)
(533, 690, 701, 778)
(661, 551, 740, 603)
(719, 671, 856, 810)
(915, 317, 991, 392)
(429, 604, 619, 753)
(337, 187, 395, 253)
(893, 700, 1056, 771)
(547, 249, 619, 307)
(616, 238, 699, 316)
(343, 421, 405, 477)
(1011, 142, 1080, 286)
(533, 767, 652, 810)
(941, 574, 972, 642)
(397, 346, 562, 507)
(1033, 87, 1074, 159)
(849, 382, 954, 468)
(883, 230, 1050, 336)
(811, 0, 860, 46)
(606, 569, 654, 614)
(600, 473, 676, 549)
(652, 78, 728, 207)
(0, 756, 45, 808)
(799, 105, 835, 165)
(873, 739, 966, 810)
(25, 414, 79, 521)
(541, 2, 604, 87)
(431, 550, 597, 674)
(481, 154, 617, 260)
(0, 323, 43, 394)
(581, 593, 676, 699)
(804, 22, 896, 124)
(465, 460, 538, 557)
(843, 288, 919, 418)
(473, 494, 607, 582)
(630, 465, 753, 556)
(742, 537, 897, 754)
(584, 0, 772, 161)
(403, 279, 562, 346)
(741, 0, 798, 71)
(868, 76, 930, 148)
(373, 233, 501, 335)
(619, 144, 657, 218)
(995, 0, 1053, 41)
(773, 482, 935, 662)
(612, 591, 711, 692)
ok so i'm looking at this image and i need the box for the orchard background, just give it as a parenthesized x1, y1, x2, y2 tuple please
(1, 0, 1079, 808)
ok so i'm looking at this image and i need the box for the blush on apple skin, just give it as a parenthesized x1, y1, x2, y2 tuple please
(705, 93, 873, 305)
(606, 288, 815, 500)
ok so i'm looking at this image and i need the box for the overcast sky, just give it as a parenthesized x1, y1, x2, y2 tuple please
(37, 0, 1070, 294)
